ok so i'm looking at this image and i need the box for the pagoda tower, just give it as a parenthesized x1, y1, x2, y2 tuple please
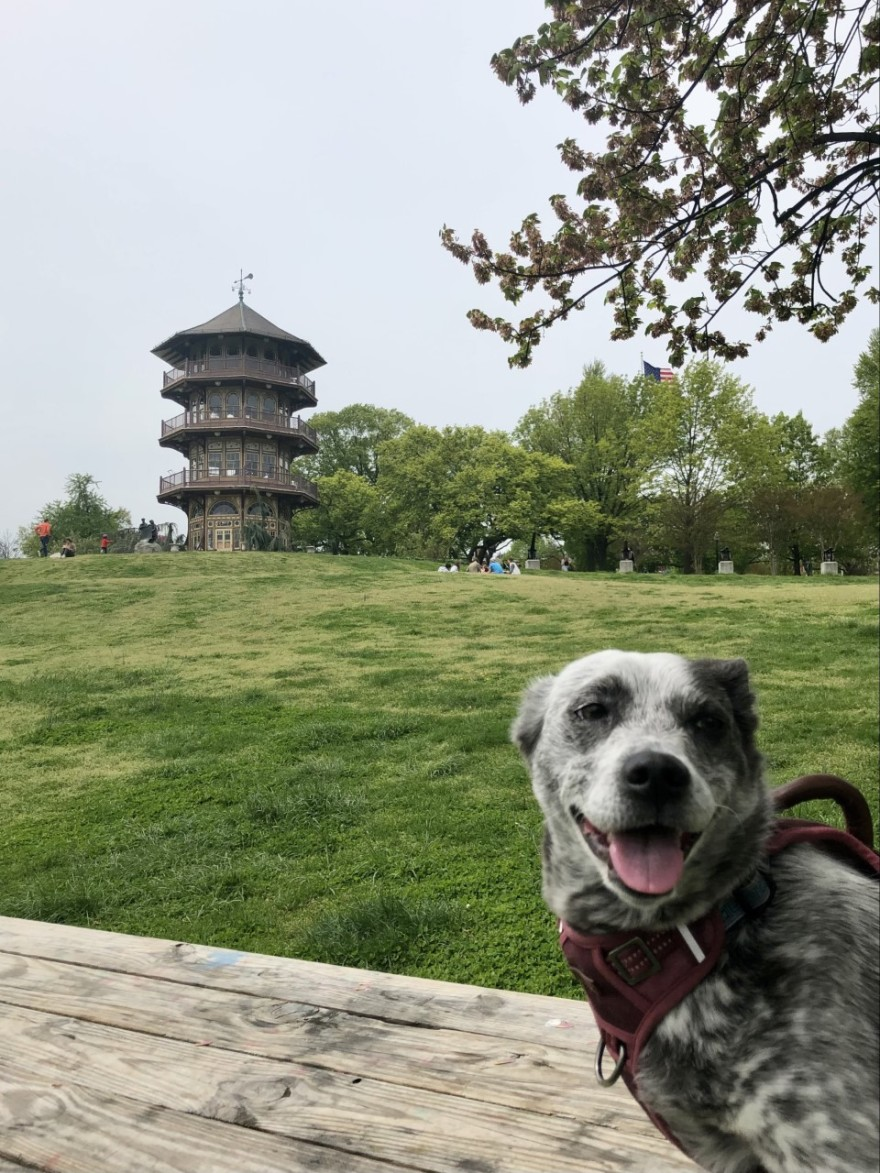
(154, 285, 323, 551)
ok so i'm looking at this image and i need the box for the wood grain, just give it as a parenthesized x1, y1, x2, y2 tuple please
(1, 1004, 689, 1173)
(0, 917, 697, 1172)
(0, 1057, 416, 1173)
(0, 950, 645, 1123)
(0, 916, 594, 1047)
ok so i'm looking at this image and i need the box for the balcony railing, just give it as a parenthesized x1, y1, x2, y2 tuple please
(158, 468, 319, 500)
(160, 409, 317, 444)
(163, 356, 317, 397)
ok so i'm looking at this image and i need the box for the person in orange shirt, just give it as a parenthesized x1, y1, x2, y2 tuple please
(35, 519, 52, 558)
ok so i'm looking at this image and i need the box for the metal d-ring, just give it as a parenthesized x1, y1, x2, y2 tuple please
(595, 1038, 627, 1087)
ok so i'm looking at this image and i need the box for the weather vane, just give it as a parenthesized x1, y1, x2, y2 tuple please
(233, 270, 253, 302)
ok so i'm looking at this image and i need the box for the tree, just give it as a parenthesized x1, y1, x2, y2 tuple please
(0, 530, 21, 559)
(637, 362, 758, 572)
(244, 487, 288, 551)
(289, 470, 382, 555)
(800, 483, 874, 571)
(441, 0, 880, 368)
(836, 328, 880, 524)
(735, 411, 830, 572)
(299, 404, 415, 484)
(377, 425, 570, 559)
(515, 362, 657, 568)
(19, 474, 130, 558)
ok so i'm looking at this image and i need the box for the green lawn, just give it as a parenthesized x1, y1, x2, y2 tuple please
(0, 553, 876, 997)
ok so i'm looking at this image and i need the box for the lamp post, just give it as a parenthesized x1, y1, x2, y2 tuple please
(714, 532, 720, 569)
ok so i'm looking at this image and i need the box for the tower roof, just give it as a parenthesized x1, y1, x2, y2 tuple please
(152, 301, 326, 373)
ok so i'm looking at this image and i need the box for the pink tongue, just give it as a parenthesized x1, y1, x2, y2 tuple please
(609, 828, 684, 895)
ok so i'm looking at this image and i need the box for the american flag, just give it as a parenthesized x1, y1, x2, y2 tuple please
(643, 360, 675, 382)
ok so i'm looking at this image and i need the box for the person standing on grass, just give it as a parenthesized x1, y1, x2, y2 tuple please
(100, 533, 111, 554)
(35, 519, 52, 557)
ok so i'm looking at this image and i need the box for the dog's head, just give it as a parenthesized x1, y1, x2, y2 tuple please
(512, 650, 771, 932)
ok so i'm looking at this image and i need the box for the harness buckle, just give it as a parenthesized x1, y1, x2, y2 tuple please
(607, 937, 661, 986)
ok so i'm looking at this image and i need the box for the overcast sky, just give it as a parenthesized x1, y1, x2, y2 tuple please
(1, 0, 875, 539)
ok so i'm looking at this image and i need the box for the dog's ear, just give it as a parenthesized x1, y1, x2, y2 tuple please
(511, 675, 555, 759)
(693, 658, 758, 735)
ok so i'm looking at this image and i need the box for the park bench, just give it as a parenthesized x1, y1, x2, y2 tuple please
(0, 915, 696, 1172)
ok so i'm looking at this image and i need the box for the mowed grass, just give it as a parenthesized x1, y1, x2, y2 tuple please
(0, 553, 876, 997)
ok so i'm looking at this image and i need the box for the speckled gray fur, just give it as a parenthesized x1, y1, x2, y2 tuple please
(512, 650, 879, 1173)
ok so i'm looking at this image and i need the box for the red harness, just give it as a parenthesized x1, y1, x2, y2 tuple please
(559, 775, 880, 1157)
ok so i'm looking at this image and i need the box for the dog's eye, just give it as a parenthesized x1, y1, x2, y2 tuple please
(692, 711, 725, 737)
(575, 702, 609, 721)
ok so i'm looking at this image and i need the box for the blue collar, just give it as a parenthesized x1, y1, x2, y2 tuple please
(719, 869, 774, 932)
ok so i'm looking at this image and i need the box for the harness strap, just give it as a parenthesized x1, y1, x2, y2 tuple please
(560, 908, 726, 1072)
(772, 773, 875, 848)
(560, 777, 878, 1162)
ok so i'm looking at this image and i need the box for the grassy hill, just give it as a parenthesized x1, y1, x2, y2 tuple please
(1, 553, 877, 996)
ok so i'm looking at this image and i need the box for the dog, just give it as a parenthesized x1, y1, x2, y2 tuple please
(512, 650, 879, 1173)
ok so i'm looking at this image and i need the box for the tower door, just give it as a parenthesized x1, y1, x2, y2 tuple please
(215, 527, 233, 551)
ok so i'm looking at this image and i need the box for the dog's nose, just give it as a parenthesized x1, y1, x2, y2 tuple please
(621, 750, 690, 802)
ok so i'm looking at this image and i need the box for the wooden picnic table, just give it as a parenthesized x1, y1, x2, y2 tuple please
(0, 916, 696, 1172)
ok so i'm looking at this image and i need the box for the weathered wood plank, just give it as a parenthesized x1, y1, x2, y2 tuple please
(0, 916, 592, 1048)
(0, 1057, 420, 1173)
(0, 950, 658, 1126)
(2, 1003, 695, 1172)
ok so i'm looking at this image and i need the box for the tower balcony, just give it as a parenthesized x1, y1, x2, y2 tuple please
(158, 468, 319, 505)
(159, 409, 318, 449)
(162, 356, 317, 404)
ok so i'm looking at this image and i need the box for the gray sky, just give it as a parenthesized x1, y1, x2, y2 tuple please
(1, 0, 875, 539)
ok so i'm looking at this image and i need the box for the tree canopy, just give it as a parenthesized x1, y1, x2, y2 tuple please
(19, 473, 130, 557)
(837, 326, 880, 522)
(515, 361, 655, 568)
(377, 425, 570, 560)
(441, 0, 880, 367)
(299, 403, 415, 484)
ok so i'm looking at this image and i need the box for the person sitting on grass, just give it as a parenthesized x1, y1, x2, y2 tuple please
(437, 562, 452, 573)
(488, 556, 504, 574)
(467, 557, 481, 573)
(59, 539, 76, 558)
